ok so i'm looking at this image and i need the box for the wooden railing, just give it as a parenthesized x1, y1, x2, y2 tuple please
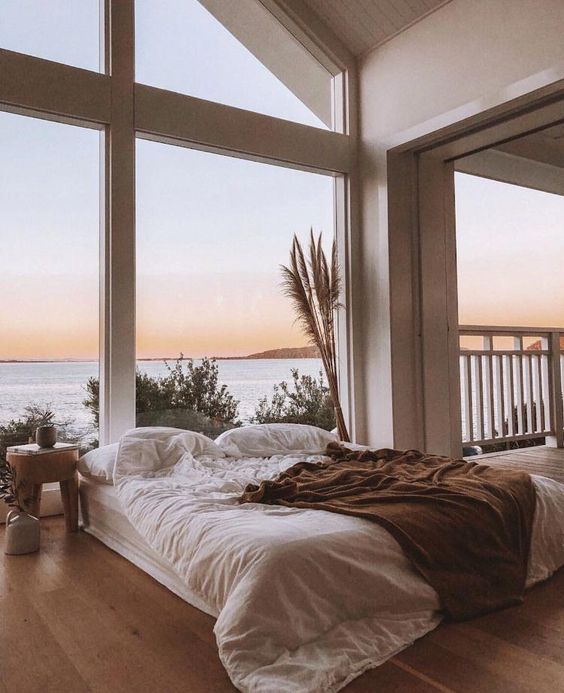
(459, 326, 564, 447)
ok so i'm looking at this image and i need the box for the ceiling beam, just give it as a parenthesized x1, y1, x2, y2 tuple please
(199, 0, 333, 128)
(457, 148, 564, 196)
(263, 0, 355, 72)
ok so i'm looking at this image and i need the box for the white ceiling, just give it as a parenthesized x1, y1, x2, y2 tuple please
(496, 123, 564, 169)
(300, 0, 452, 56)
(457, 122, 564, 198)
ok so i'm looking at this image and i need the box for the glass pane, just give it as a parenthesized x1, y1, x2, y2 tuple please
(493, 336, 519, 351)
(456, 172, 564, 328)
(0, 0, 101, 71)
(459, 335, 486, 351)
(523, 336, 546, 351)
(0, 112, 100, 453)
(136, 0, 333, 129)
(136, 139, 335, 435)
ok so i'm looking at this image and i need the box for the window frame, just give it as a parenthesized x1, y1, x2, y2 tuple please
(0, 0, 358, 443)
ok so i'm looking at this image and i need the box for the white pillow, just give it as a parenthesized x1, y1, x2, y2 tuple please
(215, 423, 338, 458)
(120, 427, 223, 458)
(78, 443, 119, 484)
(115, 427, 225, 480)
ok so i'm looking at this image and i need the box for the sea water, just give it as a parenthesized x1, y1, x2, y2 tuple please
(0, 358, 324, 438)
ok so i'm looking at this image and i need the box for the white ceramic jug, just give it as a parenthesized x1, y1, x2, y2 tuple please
(5, 510, 40, 555)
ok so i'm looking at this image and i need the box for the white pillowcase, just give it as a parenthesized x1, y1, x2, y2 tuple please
(114, 427, 225, 481)
(78, 443, 119, 484)
(120, 426, 223, 457)
(78, 428, 225, 484)
(215, 423, 338, 458)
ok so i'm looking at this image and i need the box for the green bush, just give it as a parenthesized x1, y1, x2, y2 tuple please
(252, 369, 336, 431)
(84, 356, 240, 437)
(0, 405, 57, 464)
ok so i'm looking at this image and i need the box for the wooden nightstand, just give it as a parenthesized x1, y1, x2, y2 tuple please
(6, 443, 80, 532)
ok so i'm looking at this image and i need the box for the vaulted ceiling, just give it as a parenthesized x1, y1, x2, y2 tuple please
(300, 0, 452, 56)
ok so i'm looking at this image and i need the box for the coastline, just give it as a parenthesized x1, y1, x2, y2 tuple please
(0, 346, 321, 364)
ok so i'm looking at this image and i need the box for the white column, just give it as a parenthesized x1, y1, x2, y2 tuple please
(418, 155, 462, 457)
(547, 331, 564, 448)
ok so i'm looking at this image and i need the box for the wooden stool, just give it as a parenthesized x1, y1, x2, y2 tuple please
(6, 446, 80, 532)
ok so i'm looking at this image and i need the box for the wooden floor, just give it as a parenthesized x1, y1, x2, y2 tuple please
(2, 448, 564, 692)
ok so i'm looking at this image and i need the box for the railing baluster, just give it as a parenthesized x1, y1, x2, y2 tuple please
(460, 354, 470, 443)
(499, 354, 508, 440)
(466, 354, 474, 442)
(487, 352, 495, 439)
(458, 327, 563, 449)
(526, 354, 534, 433)
(516, 352, 525, 436)
(507, 354, 515, 438)
(493, 355, 502, 440)
(541, 353, 551, 434)
(534, 354, 543, 432)
(477, 354, 484, 441)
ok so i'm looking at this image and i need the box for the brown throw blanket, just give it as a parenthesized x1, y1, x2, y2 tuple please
(239, 445, 536, 620)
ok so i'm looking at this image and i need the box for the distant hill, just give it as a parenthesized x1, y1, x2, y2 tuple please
(243, 346, 321, 360)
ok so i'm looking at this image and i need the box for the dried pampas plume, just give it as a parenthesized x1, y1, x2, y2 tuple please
(280, 230, 350, 442)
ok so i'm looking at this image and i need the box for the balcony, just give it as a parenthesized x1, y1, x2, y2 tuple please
(459, 326, 564, 451)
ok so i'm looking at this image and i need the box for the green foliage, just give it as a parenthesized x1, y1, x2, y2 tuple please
(84, 377, 100, 427)
(0, 463, 18, 509)
(84, 356, 240, 437)
(252, 369, 336, 431)
(0, 463, 37, 513)
(0, 405, 56, 464)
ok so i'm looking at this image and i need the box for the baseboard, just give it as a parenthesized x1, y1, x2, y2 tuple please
(0, 483, 63, 523)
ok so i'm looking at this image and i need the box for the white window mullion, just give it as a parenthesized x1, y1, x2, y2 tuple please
(100, 0, 136, 444)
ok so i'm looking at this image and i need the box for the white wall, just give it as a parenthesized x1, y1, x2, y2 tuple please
(357, 0, 564, 447)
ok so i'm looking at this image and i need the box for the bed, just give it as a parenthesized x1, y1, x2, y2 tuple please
(78, 425, 564, 693)
(79, 478, 215, 617)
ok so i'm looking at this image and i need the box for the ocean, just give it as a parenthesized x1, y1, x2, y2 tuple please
(0, 358, 324, 439)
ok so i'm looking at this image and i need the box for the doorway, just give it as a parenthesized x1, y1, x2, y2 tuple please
(387, 87, 564, 457)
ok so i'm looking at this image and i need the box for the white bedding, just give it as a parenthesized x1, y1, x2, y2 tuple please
(79, 477, 216, 615)
(114, 428, 564, 693)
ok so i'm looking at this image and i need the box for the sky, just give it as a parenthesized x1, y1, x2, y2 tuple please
(0, 0, 332, 361)
(1, 3, 563, 361)
(455, 172, 564, 328)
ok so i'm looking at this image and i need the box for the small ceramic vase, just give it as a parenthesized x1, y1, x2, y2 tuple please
(36, 425, 57, 448)
(5, 510, 40, 555)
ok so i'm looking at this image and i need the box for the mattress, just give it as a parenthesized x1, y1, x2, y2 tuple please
(78, 476, 217, 617)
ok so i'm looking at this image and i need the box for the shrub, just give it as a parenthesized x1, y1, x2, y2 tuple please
(84, 356, 240, 437)
(0, 405, 58, 464)
(252, 369, 336, 431)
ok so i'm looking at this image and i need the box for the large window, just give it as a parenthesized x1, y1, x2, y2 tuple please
(136, 140, 335, 434)
(136, 0, 333, 129)
(0, 3, 352, 444)
(0, 112, 100, 448)
(0, 1, 101, 71)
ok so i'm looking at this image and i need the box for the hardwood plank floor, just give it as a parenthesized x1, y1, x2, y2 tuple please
(469, 446, 564, 484)
(2, 448, 564, 692)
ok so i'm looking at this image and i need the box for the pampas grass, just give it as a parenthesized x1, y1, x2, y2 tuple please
(281, 231, 350, 442)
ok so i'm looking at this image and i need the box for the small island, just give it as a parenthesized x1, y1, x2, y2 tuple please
(239, 346, 321, 360)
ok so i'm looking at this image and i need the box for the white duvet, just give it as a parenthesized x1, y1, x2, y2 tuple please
(114, 428, 564, 693)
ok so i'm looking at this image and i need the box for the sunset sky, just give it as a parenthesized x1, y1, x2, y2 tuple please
(1, 1, 563, 362)
(455, 172, 564, 328)
(0, 1, 330, 361)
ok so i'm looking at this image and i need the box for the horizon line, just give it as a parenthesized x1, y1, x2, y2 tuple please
(0, 348, 320, 364)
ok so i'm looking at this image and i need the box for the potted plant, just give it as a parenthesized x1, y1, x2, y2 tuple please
(0, 463, 40, 555)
